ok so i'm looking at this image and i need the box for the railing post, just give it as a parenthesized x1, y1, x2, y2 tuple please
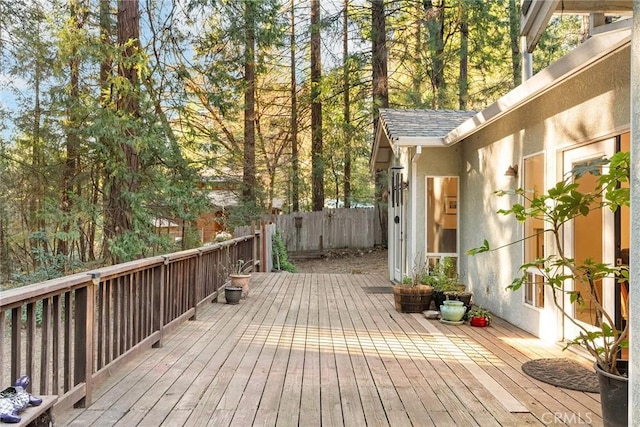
(74, 273, 97, 407)
(154, 256, 168, 349)
(252, 223, 259, 272)
(190, 250, 203, 321)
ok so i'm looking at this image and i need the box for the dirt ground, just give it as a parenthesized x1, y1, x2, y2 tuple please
(290, 246, 388, 275)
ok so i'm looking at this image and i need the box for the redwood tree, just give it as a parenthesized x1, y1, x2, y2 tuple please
(243, 1, 257, 202)
(310, 0, 324, 211)
(372, 0, 388, 245)
(103, 0, 141, 262)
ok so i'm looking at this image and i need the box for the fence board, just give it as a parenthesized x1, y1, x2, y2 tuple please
(262, 223, 276, 273)
(276, 208, 380, 253)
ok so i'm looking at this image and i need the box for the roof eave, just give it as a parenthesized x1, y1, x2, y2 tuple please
(370, 122, 393, 174)
(395, 136, 446, 147)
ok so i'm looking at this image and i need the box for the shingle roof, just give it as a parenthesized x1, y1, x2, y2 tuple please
(379, 109, 477, 141)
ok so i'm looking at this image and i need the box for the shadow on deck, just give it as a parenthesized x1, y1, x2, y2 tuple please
(58, 273, 602, 426)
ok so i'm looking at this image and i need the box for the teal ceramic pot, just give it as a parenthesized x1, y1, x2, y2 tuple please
(440, 300, 466, 322)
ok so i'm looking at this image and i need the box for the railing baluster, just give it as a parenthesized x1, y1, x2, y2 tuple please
(40, 297, 51, 395)
(26, 302, 35, 388)
(63, 291, 72, 392)
(97, 277, 104, 370)
(74, 282, 94, 407)
(11, 306, 21, 384)
(0, 233, 262, 409)
(127, 273, 133, 351)
(52, 294, 60, 394)
(0, 309, 5, 386)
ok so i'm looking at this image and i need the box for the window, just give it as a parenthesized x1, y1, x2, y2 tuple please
(523, 155, 544, 308)
(426, 177, 458, 265)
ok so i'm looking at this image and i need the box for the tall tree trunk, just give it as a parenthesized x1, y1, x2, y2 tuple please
(29, 17, 45, 265)
(0, 207, 8, 281)
(458, 2, 468, 109)
(104, 0, 140, 262)
(343, 0, 351, 208)
(412, 7, 424, 106)
(371, 0, 388, 126)
(58, 0, 84, 260)
(290, 0, 299, 212)
(372, 0, 388, 246)
(99, 0, 112, 260)
(426, 0, 446, 108)
(243, 1, 256, 202)
(509, 0, 522, 86)
(310, 0, 324, 211)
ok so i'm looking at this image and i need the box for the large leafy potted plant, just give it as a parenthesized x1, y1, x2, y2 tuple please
(468, 152, 630, 426)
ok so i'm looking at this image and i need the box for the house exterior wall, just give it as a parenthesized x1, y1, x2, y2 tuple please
(458, 45, 630, 340)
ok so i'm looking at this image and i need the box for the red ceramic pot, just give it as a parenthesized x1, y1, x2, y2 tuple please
(470, 316, 488, 327)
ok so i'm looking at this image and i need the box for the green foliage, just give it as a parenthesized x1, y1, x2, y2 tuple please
(534, 15, 583, 72)
(423, 257, 460, 291)
(225, 200, 264, 230)
(272, 230, 296, 273)
(0, 1, 595, 288)
(469, 153, 630, 375)
(468, 306, 492, 324)
(9, 232, 84, 287)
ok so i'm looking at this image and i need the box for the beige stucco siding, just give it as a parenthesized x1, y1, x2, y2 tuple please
(458, 45, 630, 339)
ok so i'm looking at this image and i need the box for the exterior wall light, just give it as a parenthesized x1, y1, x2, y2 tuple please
(504, 165, 518, 177)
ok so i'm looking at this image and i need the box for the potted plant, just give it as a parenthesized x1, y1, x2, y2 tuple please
(229, 259, 253, 298)
(393, 258, 433, 313)
(468, 151, 630, 426)
(224, 285, 242, 305)
(467, 307, 491, 327)
(444, 289, 473, 311)
(425, 257, 465, 311)
(440, 300, 466, 323)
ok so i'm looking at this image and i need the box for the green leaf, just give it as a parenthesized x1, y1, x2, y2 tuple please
(466, 239, 490, 256)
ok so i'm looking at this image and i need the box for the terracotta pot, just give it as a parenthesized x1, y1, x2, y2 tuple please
(230, 274, 251, 298)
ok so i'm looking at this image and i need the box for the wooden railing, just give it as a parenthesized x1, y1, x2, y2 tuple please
(0, 233, 262, 412)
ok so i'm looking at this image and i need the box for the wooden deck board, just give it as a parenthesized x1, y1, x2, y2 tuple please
(252, 274, 301, 426)
(55, 273, 603, 426)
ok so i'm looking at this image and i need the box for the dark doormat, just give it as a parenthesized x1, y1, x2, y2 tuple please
(363, 286, 394, 294)
(521, 358, 599, 393)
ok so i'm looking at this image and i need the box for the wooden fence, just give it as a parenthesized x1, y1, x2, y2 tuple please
(274, 208, 383, 253)
(234, 223, 275, 273)
(0, 233, 266, 412)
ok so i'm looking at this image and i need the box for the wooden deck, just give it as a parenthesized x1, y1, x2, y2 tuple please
(57, 273, 603, 426)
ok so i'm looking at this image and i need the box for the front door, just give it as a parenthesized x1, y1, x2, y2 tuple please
(562, 139, 617, 339)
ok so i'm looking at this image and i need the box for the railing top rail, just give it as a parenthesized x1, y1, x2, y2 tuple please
(0, 235, 255, 311)
(0, 271, 94, 310)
